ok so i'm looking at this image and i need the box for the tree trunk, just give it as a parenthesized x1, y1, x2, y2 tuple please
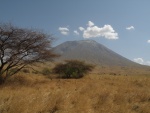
(0, 76, 5, 84)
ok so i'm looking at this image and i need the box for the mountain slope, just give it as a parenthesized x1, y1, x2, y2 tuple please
(53, 40, 140, 67)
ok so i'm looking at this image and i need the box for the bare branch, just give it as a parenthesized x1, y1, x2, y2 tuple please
(0, 23, 58, 84)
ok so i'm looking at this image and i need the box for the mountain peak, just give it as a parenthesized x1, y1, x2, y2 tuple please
(53, 40, 139, 67)
(78, 40, 97, 43)
(65, 40, 97, 44)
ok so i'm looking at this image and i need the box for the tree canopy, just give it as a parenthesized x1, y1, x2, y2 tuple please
(53, 60, 94, 79)
(0, 23, 57, 84)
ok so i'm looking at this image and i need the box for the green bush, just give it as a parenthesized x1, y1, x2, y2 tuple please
(53, 60, 94, 79)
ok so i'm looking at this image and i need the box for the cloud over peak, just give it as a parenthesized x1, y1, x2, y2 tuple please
(80, 21, 118, 39)
(126, 26, 134, 30)
(58, 27, 69, 35)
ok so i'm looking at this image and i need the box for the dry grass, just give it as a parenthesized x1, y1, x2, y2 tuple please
(0, 66, 150, 113)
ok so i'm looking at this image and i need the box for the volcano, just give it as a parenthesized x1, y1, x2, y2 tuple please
(53, 40, 140, 67)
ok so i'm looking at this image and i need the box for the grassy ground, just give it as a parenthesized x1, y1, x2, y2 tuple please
(0, 69, 150, 113)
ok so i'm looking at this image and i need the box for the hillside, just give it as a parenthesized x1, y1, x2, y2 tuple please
(53, 40, 140, 67)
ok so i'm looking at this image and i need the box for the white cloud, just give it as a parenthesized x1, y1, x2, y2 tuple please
(87, 21, 94, 27)
(146, 61, 150, 66)
(147, 40, 150, 43)
(80, 21, 118, 39)
(79, 27, 85, 31)
(74, 30, 79, 35)
(58, 27, 69, 35)
(126, 26, 134, 30)
(133, 58, 144, 64)
(134, 58, 150, 66)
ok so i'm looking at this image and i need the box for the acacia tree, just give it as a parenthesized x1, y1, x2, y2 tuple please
(0, 23, 57, 84)
(53, 60, 94, 79)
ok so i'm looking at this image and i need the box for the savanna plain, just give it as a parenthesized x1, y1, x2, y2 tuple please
(0, 64, 150, 113)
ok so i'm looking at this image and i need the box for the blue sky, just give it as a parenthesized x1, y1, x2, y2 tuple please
(0, 0, 150, 65)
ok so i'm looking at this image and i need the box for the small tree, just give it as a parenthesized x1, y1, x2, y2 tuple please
(0, 23, 58, 84)
(53, 60, 94, 79)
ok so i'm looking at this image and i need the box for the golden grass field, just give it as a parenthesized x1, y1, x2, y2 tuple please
(0, 65, 150, 113)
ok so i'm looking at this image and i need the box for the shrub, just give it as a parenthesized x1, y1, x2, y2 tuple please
(53, 60, 94, 79)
